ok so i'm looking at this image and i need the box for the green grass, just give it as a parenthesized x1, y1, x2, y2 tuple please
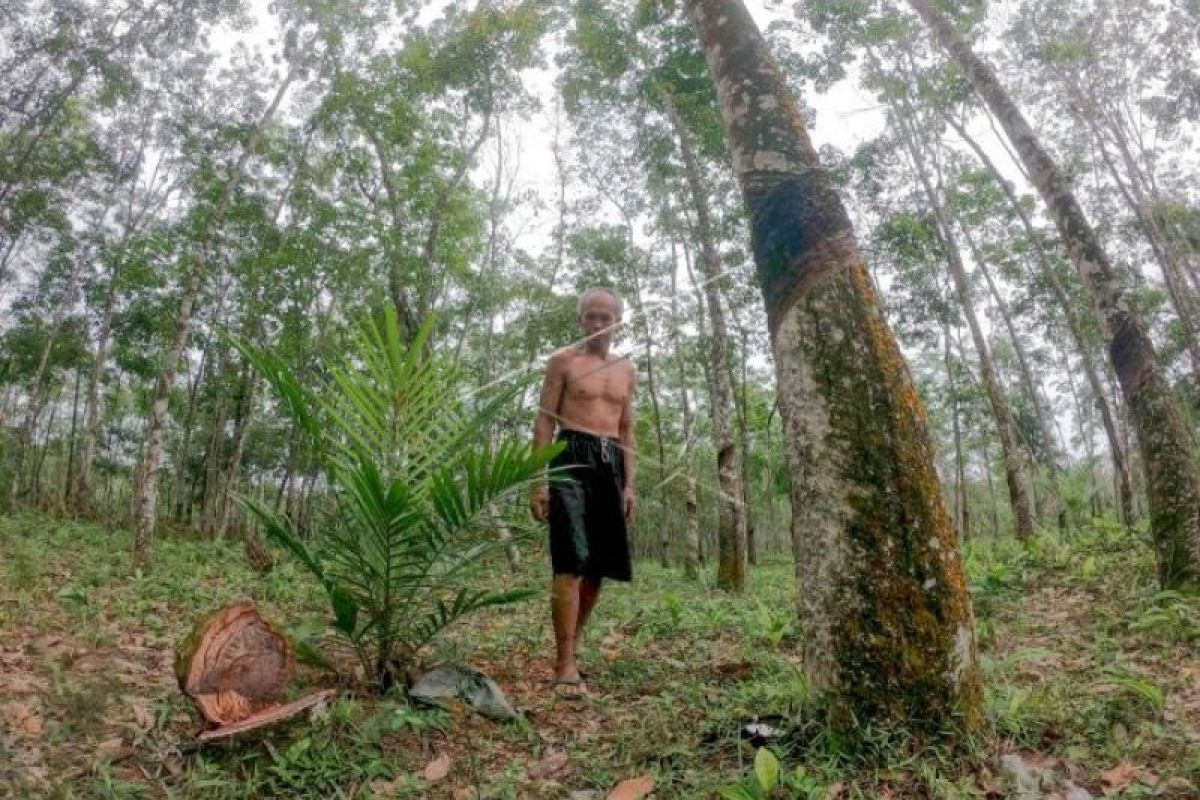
(1, 513, 1197, 798)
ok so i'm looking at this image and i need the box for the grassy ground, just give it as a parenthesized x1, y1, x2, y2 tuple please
(1, 513, 1197, 799)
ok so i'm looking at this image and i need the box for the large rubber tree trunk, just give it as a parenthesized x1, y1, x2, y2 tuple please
(685, 0, 982, 732)
(664, 91, 747, 592)
(908, 0, 1200, 590)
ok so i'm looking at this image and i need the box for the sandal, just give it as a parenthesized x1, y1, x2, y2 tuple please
(553, 677, 589, 698)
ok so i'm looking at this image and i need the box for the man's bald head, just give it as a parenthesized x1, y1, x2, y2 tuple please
(577, 287, 624, 319)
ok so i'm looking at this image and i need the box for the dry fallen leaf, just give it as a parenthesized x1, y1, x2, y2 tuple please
(3, 702, 44, 736)
(95, 736, 125, 760)
(527, 748, 570, 780)
(607, 775, 654, 800)
(424, 753, 452, 783)
(132, 701, 155, 731)
(368, 776, 405, 796)
(1101, 760, 1139, 789)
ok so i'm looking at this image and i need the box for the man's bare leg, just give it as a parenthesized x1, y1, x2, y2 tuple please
(551, 574, 583, 683)
(574, 576, 602, 657)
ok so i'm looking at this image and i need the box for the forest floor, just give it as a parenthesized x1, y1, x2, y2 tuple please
(0, 513, 1197, 799)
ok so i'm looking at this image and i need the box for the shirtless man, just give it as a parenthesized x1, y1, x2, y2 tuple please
(531, 288, 637, 691)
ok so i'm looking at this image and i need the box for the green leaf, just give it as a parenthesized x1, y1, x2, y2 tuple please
(330, 585, 359, 636)
(717, 784, 759, 800)
(754, 747, 780, 793)
(291, 634, 338, 674)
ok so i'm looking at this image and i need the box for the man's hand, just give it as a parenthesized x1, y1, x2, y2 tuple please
(622, 485, 637, 522)
(531, 487, 550, 522)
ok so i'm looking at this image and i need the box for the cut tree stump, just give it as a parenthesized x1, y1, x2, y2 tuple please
(176, 599, 329, 739)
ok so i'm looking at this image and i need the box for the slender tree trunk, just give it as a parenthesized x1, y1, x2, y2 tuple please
(944, 324, 969, 541)
(215, 370, 272, 573)
(31, 385, 62, 508)
(169, 349, 206, 522)
(200, 366, 229, 535)
(892, 107, 1035, 540)
(670, 237, 700, 578)
(70, 286, 115, 514)
(956, 222, 1066, 529)
(738, 326, 756, 565)
(684, 476, 701, 579)
(983, 443, 1001, 537)
(1087, 119, 1200, 375)
(687, 0, 982, 731)
(63, 366, 83, 508)
(131, 71, 294, 566)
(215, 370, 254, 541)
(680, 240, 711, 568)
(944, 113, 1135, 525)
(664, 90, 747, 592)
(625, 259, 670, 566)
(910, 0, 1200, 589)
(961, 226, 1060, 463)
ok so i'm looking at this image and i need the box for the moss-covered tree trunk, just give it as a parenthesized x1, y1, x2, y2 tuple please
(684, 0, 983, 732)
(909, 0, 1200, 590)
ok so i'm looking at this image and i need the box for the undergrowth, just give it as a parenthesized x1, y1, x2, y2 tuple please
(1, 513, 1197, 798)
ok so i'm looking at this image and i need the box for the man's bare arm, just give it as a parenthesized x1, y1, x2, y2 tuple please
(533, 352, 567, 448)
(619, 360, 637, 520)
(531, 352, 567, 521)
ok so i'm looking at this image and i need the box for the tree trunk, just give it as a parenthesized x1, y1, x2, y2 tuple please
(664, 90, 747, 593)
(961, 225, 1060, 465)
(63, 366, 83, 509)
(1086, 118, 1200, 375)
(684, 477, 701, 580)
(215, 370, 254, 541)
(892, 107, 1036, 540)
(687, 0, 982, 731)
(625, 250, 670, 566)
(131, 71, 294, 566)
(910, 0, 1200, 589)
(944, 324, 969, 541)
(738, 326, 756, 565)
(670, 237, 700, 578)
(70, 286, 115, 514)
(170, 349, 207, 523)
(944, 113, 1135, 526)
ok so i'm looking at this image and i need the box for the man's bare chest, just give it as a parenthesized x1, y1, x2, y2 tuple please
(563, 359, 627, 405)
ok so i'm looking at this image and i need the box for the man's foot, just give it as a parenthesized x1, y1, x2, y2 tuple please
(553, 676, 589, 698)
